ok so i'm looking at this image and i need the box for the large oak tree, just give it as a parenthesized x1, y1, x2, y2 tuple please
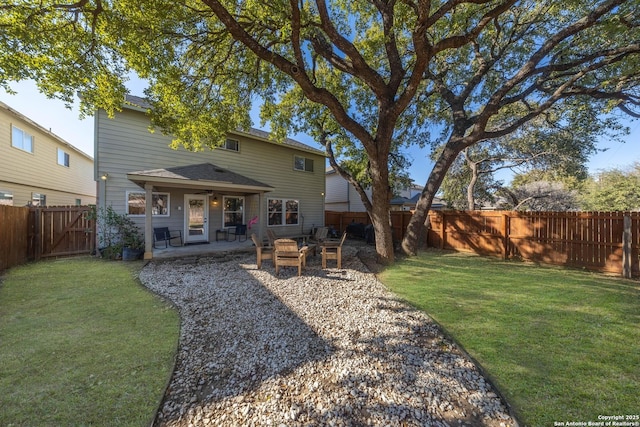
(2, 0, 639, 263)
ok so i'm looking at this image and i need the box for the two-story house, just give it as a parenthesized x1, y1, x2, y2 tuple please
(0, 101, 95, 206)
(95, 95, 326, 259)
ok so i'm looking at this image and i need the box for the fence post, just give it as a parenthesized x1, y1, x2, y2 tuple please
(622, 214, 632, 278)
(502, 213, 510, 260)
(440, 211, 445, 250)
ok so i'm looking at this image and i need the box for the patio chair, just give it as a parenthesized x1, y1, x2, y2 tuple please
(321, 232, 347, 269)
(228, 224, 247, 242)
(309, 226, 328, 244)
(153, 227, 183, 248)
(250, 233, 274, 269)
(266, 229, 278, 246)
(274, 238, 305, 276)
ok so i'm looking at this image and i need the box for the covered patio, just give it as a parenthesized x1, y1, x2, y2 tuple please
(126, 163, 274, 260)
(150, 237, 255, 259)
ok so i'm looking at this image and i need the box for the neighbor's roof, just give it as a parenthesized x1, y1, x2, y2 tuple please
(127, 162, 274, 193)
(123, 94, 325, 157)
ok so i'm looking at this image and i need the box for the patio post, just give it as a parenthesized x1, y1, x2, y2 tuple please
(144, 183, 153, 260)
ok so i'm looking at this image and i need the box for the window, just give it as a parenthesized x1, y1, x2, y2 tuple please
(0, 191, 13, 206)
(126, 191, 169, 216)
(223, 196, 244, 227)
(57, 148, 70, 167)
(75, 199, 82, 206)
(31, 193, 46, 206)
(221, 138, 239, 152)
(294, 155, 314, 172)
(11, 125, 33, 153)
(268, 198, 299, 226)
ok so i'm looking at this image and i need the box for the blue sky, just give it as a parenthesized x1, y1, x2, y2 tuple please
(2, 79, 639, 186)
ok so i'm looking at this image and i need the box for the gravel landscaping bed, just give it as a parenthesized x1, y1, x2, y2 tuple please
(139, 245, 517, 427)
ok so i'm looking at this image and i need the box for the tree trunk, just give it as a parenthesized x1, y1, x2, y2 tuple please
(466, 154, 478, 210)
(402, 145, 461, 255)
(368, 157, 395, 264)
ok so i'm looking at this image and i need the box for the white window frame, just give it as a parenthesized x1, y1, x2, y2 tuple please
(31, 193, 46, 206)
(57, 148, 70, 167)
(126, 191, 170, 216)
(268, 198, 299, 226)
(0, 190, 13, 206)
(294, 155, 314, 172)
(11, 125, 34, 153)
(221, 138, 240, 152)
(222, 195, 245, 228)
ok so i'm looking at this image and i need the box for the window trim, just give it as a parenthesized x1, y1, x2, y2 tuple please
(220, 138, 240, 152)
(31, 192, 46, 207)
(11, 125, 34, 153)
(57, 148, 70, 167)
(222, 195, 245, 228)
(126, 191, 170, 216)
(293, 155, 314, 172)
(0, 190, 13, 206)
(267, 198, 300, 226)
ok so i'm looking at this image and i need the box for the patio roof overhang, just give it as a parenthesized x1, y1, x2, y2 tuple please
(126, 162, 274, 193)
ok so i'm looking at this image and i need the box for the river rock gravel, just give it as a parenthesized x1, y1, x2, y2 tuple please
(139, 245, 518, 427)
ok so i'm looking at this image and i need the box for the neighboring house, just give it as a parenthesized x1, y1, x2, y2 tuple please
(325, 168, 370, 212)
(95, 95, 326, 259)
(325, 167, 443, 212)
(0, 101, 95, 206)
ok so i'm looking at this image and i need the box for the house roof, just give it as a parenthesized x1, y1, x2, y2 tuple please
(126, 163, 274, 193)
(123, 94, 325, 157)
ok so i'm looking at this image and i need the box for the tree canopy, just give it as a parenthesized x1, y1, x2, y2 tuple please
(2, 0, 639, 263)
(581, 163, 640, 211)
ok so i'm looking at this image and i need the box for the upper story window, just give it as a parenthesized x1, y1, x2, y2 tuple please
(11, 125, 34, 153)
(57, 148, 70, 167)
(221, 138, 239, 152)
(294, 155, 314, 172)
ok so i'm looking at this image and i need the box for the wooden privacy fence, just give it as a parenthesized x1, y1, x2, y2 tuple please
(427, 210, 640, 277)
(325, 210, 419, 243)
(0, 205, 96, 271)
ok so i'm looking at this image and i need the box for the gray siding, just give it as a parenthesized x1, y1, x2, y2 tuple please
(96, 108, 325, 240)
(325, 171, 370, 212)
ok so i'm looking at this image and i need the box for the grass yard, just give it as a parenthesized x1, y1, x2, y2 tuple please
(0, 257, 180, 427)
(380, 249, 640, 427)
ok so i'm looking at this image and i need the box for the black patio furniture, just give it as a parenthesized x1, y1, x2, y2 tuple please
(153, 227, 183, 248)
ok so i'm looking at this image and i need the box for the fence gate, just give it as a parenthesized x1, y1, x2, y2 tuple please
(31, 206, 96, 260)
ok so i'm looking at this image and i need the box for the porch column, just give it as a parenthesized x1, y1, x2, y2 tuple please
(144, 183, 153, 260)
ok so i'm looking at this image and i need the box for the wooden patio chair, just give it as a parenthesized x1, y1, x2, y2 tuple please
(321, 232, 347, 269)
(274, 238, 304, 276)
(309, 226, 328, 244)
(250, 233, 274, 269)
(266, 229, 278, 247)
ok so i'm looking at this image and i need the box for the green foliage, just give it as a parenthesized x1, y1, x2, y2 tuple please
(0, 258, 180, 426)
(2, 0, 639, 258)
(88, 206, 144, 258)
(380, 250, 640, 426)
(580, 162, 640, 211)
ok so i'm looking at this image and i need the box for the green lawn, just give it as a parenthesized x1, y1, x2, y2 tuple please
(380, 250, 640, 427)
(0, 257, 180, 427)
